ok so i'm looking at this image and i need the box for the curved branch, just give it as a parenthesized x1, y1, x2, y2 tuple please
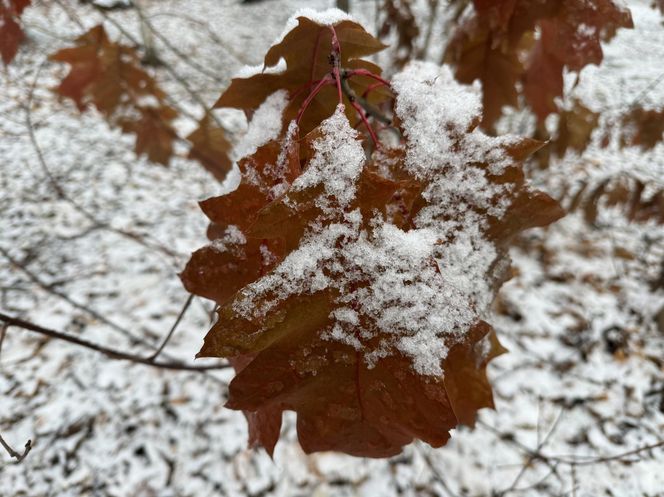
(0, 312, 230, 372)
(147, 293, 193, 361)
(0, 433, 32, 463)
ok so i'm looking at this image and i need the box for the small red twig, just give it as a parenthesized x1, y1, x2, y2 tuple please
(296, 74, 335, 125)
(361, 82, 387, 99)
(345, 68, 392, 89)
(290, 78, 325, 103)
(350, 98, 380, 146)
(310, 29, 324, 82)
(329, 26, 344, 105)
(294, 27, 392, 147)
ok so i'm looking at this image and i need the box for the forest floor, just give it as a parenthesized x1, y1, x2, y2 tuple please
(1, 0, 664, 496)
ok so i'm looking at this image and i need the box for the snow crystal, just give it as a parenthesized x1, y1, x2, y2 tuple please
(209, 225, 246, 253)
(234, 90, 289, 159)
(291, 105, 365, 209)
(215, 91, 289, 199)
(273, 8, 359, 47)
(218, 163, 241, 196)
(392, 62, 515, 323)
(234, 58, 287, 79)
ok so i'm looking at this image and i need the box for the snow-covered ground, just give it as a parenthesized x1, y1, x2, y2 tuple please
(1, 1, 663, 496)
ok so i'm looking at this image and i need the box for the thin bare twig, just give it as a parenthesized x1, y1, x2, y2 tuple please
(0, 245, 155, 348)
(0, 312, 229, 373)
(479, 417, 664, 493)
(477, 420, 562, 476)
(0, 433, 32, 463)
(416, 443, 464, 497)
(550, 440, 664, 467)
(146, 12, 250, 64)
(148, 293, 194, 361)
(0, 323, 7, 361)
(498, 407, 566, 496)
(52, 0, 86, 30)
(139, 11, 226, 85)
(629, 70, 664, 109)
(0, 248, 229, 385)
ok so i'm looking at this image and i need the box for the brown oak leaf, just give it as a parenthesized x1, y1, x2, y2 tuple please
(445, 17, 522, 129)
(447, 0, 632, 125)
(214, 15, 388, 135)
(186, 115, 233, 182)
(50, 25, 179, 165)
(619, 107, 664, 150)
(523, 0, 632, 120)
(549, 99, 600, 160)
(50, 24, 233, 176)
(0, 0, 30, 65)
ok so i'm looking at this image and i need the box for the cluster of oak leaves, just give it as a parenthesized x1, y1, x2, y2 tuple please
(183, 14, 565, 458)
(4, 0, 663, 457)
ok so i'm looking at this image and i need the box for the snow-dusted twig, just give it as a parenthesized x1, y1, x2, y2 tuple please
(415, 443, 464, 497)
(147, 293, 194, 362)
(0, 433, 32, 463)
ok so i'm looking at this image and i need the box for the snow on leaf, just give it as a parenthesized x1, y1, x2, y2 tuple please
(180, 135, 300, 305)
(184, 17, 563, 458)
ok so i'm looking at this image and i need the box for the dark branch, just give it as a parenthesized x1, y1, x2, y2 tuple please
(79, 0, 134, 11)
(0, 433, 32, 463)
(0, 245, 155, 348)
(550, 440, 664, 467)
(341, 71, 393, 125)
(0, 323, 7, 361)
(148, 293, 194, 361)
(0, 312, 230, 373)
